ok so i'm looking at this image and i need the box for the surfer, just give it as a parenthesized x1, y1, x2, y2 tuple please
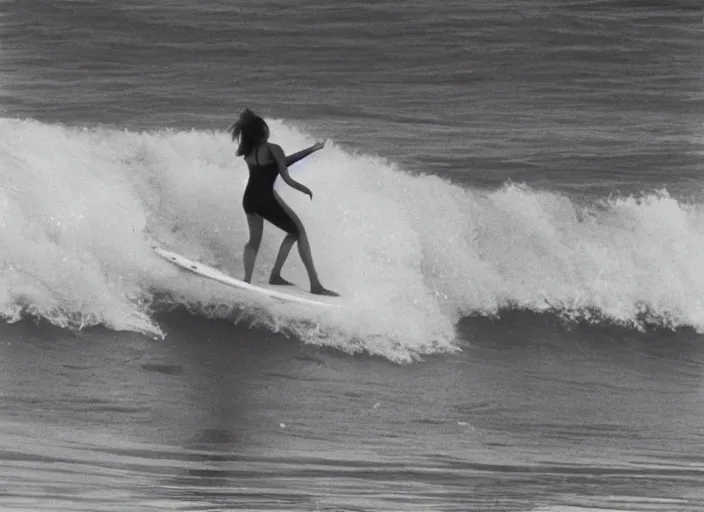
(228, 108, 339, 297)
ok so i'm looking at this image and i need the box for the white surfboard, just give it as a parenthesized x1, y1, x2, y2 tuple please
(154, 247, 337, 308)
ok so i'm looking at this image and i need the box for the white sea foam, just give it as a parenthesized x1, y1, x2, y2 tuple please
(1, 118, 703, 362)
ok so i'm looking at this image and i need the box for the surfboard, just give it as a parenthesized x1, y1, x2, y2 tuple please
(154, 247, 337, 308)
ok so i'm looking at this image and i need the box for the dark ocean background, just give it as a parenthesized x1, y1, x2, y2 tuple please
(1, 0, 703, 510)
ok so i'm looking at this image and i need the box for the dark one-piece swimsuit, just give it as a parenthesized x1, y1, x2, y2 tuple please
(242, 147, 300, 236)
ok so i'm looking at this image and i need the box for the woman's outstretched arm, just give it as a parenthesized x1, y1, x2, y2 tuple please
(284, 140, 326, 167)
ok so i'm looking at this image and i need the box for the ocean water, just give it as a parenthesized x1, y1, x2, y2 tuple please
(1, 0, 704, 510)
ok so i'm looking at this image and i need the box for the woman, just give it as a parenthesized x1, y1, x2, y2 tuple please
(228, 108, 338, 297)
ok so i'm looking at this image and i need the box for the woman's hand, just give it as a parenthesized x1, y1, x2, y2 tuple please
(312, 140, 326, 152)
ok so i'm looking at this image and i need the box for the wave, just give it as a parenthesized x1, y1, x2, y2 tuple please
(1, 117, 703, 362)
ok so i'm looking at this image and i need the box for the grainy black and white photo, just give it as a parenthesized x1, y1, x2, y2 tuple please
(1, 1, 703, 511)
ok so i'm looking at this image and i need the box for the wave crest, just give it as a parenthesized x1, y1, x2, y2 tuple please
(1, 118, 702, 362)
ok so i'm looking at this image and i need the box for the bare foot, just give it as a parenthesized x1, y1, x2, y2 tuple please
(310, 285, 340, 297)
(269, 275, 294, 286)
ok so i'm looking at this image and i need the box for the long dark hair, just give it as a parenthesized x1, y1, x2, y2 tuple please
(227, 108, 269, 156)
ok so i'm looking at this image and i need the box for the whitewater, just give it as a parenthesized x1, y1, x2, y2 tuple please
(1, 117, 704, 362)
